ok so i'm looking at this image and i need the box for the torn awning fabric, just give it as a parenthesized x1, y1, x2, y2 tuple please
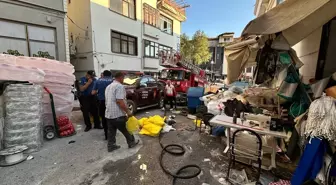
(242, 0, 335, 46)
(224, 37, 260, 84)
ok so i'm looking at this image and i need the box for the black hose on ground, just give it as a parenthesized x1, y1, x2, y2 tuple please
(159, 107, 202, 184)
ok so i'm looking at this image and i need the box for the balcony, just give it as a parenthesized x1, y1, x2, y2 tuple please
(157, 0, 188, 22)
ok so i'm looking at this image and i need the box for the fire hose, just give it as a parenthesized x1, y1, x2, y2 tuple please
(158, 108, 202, 184)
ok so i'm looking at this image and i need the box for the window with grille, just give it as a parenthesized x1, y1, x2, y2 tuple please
(160, 15, 173, 35)
(144, 40, 171, 58)
(111, 30, 137, 55)
(143, 3, 159, 27)
(110, 0, 136, 19)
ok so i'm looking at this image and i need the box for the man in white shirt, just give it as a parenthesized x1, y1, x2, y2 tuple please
(105, 72, 139, 152)
(164, 80, 177, 110)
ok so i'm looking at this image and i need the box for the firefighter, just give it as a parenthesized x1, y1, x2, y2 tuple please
(164, 80, 177, 110)
(79, 70, 102, 132)
(92, 70, 113, 140)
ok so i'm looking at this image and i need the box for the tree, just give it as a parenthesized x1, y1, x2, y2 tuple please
(191, 30, 211, 64)
(180, 33, 193, 62)
(180, 30, 211, 64)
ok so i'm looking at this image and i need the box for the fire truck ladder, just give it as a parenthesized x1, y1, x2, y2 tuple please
(159, 50, 202, 75)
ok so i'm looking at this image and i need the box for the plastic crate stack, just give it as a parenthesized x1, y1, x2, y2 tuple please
(3, 84, 43, 153)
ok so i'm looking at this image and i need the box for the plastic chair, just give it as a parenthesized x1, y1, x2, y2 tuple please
(226, 128, 263, 184)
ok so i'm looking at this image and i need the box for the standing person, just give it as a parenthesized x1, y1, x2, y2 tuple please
(105, 72, 139, 152)
(79, 70, 102, 132)
(92, 70, 113, 140)
(164, 80, 177, 110)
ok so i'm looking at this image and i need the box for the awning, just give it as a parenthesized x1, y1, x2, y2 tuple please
(224, 37, 260, 84)
(242, 0, 336, 46)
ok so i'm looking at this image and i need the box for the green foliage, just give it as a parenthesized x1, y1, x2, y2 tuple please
(180, 30, 211, 64)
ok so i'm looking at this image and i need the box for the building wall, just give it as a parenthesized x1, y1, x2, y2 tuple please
(67, 0, 94, 78)
(85, 0, 182, 75)
(0, 0, 68, 61)
(292, 28, 322, 83)
(16, 0, 64, 12)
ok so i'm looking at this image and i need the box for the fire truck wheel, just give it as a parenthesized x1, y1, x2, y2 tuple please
(127, 100, 137, 114)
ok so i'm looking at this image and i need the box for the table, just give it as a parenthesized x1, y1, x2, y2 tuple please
(210, 115, 289, 170)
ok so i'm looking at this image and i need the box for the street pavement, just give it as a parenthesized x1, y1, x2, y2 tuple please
(0, 108, 231, 185)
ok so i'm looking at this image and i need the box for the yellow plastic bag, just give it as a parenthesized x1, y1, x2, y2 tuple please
(138, 118, 148, 127)
(139, 122, 162, 137)
(147, 115, 165, 126)
(127, 116, 139, 133)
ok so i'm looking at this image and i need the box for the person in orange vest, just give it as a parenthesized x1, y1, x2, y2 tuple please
(164, 80, 177, 110)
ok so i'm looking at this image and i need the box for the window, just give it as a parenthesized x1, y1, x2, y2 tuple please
(144, 40, 171, 58)
(143, 3, 159, 27)
(139, 77, 148, 87)
(110, 0, 135, 19)
(111, 30, 137, 55)
(160, 15, 173, 35)
(0, 20, 57, 59)
(224, 37, 232, 42)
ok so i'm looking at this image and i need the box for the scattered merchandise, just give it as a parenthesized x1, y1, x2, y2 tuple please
(203, 158, 211, 162)
(291, 138, 326, 185)
(269, 179, 291, 185)
(228, 169, 249, 184)
(305, 96, 336, 140)
(26, 155, 34, 161)
(161, 124, 176, 133)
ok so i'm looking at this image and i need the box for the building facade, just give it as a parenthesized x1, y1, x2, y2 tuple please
(206, 32, 234, 78)
(68, 0, 186, 78)
(254, 0, 336, 83)
(0, 0, 69, 62)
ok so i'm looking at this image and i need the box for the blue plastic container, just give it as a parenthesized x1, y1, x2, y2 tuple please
(187, 87, 205, 109)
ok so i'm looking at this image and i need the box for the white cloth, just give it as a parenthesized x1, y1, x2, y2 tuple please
(165, 85, 174, 96)
(105, 81, 127, 119)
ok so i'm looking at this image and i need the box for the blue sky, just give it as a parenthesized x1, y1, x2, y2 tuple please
(182, 0, 256, 38)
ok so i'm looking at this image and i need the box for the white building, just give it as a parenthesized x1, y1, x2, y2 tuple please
(68, 0, 186, 78)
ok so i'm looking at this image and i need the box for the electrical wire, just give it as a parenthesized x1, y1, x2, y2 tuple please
(66, 14, 87, 31)
(159, 108, 201, 184)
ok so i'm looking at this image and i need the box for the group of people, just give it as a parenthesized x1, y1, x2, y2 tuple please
(78, 70, 139, 152)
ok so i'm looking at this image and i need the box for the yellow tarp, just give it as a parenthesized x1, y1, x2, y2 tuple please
(138, 115, 166, 137)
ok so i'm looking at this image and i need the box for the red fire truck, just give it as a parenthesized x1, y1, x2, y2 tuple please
(158, 50, 207, 104)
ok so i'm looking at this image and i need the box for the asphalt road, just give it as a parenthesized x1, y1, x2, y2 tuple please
(0, 108, 230, 185)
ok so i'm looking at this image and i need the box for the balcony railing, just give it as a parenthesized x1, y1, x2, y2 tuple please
(157, 0, 188, 21)
(143, 3, 160, 28)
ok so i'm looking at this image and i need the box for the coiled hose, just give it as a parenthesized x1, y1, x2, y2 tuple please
(159, 108, 202, 184)
(159, 132, 202, 184)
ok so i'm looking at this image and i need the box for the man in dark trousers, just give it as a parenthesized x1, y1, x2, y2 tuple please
(92, 70, 113, 140)
(79, 70, 101, 132)
(105, 72, 139, 152)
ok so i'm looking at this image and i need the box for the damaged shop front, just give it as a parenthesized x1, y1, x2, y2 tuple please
(203, 0, 336, 184)
(0, 55, 76, 166)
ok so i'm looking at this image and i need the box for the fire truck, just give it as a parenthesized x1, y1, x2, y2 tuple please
(158, 50, 207, 104)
